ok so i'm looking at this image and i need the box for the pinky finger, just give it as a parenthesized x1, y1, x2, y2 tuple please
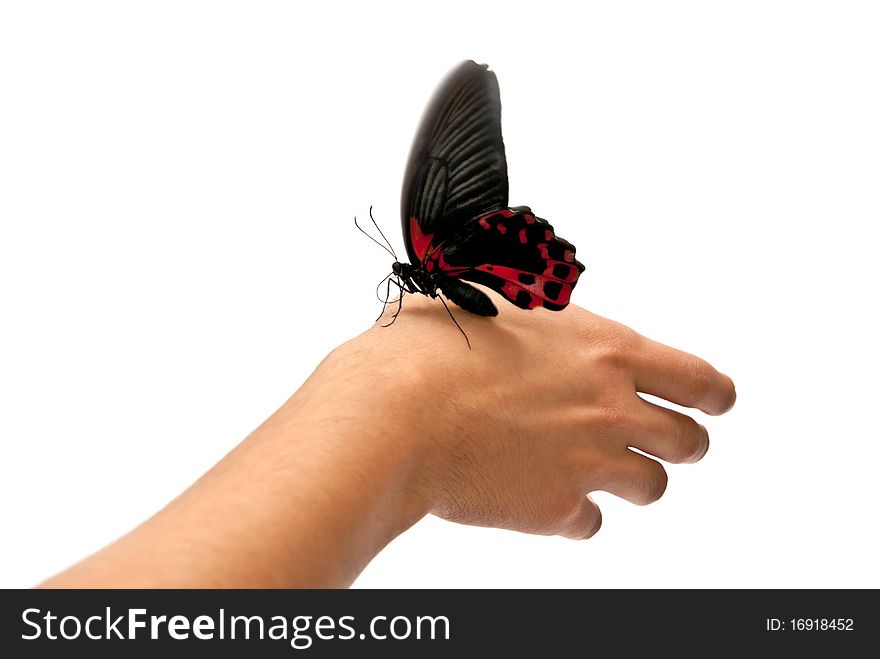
(559, 495, 603, 540)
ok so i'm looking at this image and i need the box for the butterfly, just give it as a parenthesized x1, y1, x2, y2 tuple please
(360, 60, 585, 344)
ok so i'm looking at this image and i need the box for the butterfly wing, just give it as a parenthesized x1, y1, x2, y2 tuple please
(430, 208, 586, 311)
(401, 60, 508, 263)
(401, 61, 585, 313)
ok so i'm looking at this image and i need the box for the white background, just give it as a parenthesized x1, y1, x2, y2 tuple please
(1, 1, 878, 588)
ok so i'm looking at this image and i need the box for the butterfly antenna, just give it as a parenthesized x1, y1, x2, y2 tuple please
(437, 294, 472, 350)
(369, 205, 398, 261)
(354, 212, 396, 259)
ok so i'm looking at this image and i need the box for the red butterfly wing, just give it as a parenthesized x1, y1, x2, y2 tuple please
(425, 208, 585, 311)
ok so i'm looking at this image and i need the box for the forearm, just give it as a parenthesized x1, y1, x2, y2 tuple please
(40, 345, 429, 588)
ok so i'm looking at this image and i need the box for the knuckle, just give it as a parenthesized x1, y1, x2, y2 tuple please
(684, 360, 715, 407)
(636, 462, 668, 505)
(580, 507, 603, 539)
(671, 418, 709, 463)
(593, 326, 640, 369)
(542, 489, 581, 531)
(595, 404, 631, 435)
(557, 489, 586, 519)
(717, 375, 737, 414)
(592, 344, 626, 370)
(558, 498, 603, 540)
(686, 424, 710, 462)
(612, 322, 641, 345)
(665, 445, 691, 465)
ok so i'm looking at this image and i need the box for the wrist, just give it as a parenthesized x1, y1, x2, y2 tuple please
(265, 342, 438, 563)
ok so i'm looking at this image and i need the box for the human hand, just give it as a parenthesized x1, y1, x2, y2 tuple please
(305, 292, 736, 541)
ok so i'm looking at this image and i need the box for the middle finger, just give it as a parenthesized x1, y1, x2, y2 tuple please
(626, 397, 709, 464)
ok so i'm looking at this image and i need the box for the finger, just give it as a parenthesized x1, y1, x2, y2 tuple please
(627, 398, 710, 464)
(595, 451, 668, 506)
(632, 338, 736, 415)
(558, 495, 603, 540)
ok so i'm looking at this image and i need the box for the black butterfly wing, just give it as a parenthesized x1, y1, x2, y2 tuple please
(401, 61, 585, 313)
(401, 60, 508, 263)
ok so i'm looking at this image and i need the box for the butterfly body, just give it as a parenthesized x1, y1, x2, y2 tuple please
(390, 260, 440, 300)
(391, 259, 499, 317)
(388, 60, 585, 324)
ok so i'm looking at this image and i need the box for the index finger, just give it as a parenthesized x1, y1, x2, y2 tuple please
(632, 338, 736, 415)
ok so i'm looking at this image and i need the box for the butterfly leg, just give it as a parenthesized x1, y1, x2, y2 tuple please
(436, 294, 472, 349)
(374, 273, 395, 322)
(381, 278, 409, 328)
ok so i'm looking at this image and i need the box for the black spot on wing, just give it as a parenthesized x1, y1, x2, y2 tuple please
(553, 263, 572, 279)
(543, 281, 563, 300)
(542, 299, 566, 311)
(515, 290, 533, 308)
